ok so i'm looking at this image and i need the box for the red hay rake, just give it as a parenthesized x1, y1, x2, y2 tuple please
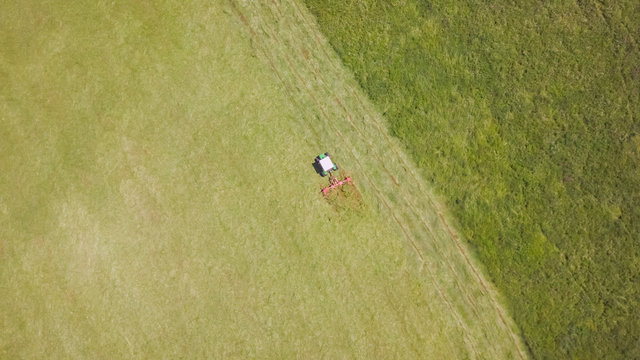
(322, 176, 352, 196)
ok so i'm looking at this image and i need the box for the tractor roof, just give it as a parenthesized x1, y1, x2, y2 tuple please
(318, 156, 334, 171)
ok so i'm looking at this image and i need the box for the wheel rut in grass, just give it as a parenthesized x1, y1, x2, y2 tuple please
(228, 1, 528, 358)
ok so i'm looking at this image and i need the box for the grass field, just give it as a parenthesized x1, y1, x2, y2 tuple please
(303, 0, 640, 358)
(0, 1, 525, 358)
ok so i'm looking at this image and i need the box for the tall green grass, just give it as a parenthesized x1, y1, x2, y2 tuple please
(304, 0, 640, 358)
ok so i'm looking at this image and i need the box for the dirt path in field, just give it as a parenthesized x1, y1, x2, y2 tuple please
(228, 1, 528, 358)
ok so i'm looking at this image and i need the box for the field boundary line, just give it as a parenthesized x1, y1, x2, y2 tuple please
(258, 2, 519, 355)
(278, 2, 527, 357)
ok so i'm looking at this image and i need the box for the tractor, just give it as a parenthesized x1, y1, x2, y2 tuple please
(314, 152, 338, 177)
(314, 152, 352, 196)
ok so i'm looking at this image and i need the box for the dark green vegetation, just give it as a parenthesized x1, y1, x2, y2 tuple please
(304, 1, 640, 358)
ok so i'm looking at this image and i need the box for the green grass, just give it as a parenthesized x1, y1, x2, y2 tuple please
(0, 0, 525, 358)
(303, 0, 640, 358)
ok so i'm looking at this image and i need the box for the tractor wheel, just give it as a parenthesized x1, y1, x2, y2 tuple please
(333, 164, 338, 171)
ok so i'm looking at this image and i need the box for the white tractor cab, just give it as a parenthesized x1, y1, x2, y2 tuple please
(314, 152, 338, 177)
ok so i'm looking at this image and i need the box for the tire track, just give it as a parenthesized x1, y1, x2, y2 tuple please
(269, 1, 527, 358)
(254, 9, 505, 356)
(257, 2, 517, 355)
(236, 2, 508, 357)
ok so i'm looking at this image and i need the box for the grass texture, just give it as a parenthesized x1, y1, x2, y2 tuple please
(303, 0, 640, 358)
(0, 0, 524, 358)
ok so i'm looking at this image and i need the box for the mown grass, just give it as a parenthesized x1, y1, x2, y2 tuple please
(304, 0, 640, 358)
(1, 0, 523, 358)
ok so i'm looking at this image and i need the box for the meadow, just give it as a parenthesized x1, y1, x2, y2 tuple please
(1, 0, 524, 358)
(304, 0, 640, 358)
